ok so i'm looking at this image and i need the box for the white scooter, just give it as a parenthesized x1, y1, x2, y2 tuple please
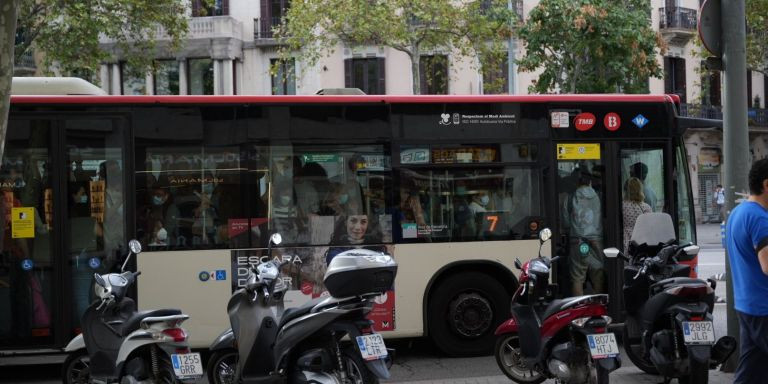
(62, 239, 202, 384)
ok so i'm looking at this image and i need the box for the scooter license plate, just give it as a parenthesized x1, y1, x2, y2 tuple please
(682, 321, 715, 345)
(586, 333, 619, 359)
(356, 333, 388, 361)
(171, 352, 203, 379)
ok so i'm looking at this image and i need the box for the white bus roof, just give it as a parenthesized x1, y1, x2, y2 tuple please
(11, 77, 106, 96)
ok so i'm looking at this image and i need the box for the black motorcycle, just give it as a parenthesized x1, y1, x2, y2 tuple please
(207, 233, 396, 384)
(603, 213, 736, 384)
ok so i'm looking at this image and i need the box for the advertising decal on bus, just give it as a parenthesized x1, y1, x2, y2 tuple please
(574, 113, 597, 131)
(604, 112, 621, 131)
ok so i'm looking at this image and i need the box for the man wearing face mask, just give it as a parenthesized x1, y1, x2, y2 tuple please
(271, 182, 299, 243)
(144, 183, 179, 248)
(469, 190, 490, 215)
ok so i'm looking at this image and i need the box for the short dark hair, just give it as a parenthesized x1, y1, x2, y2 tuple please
(630, 162, 648, 180)
(749, 159, 768, 195)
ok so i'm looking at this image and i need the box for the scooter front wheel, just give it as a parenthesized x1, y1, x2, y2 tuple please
(62, 350, 90, 384)
(494, 334, 545, 384)
(207, 348, 238, 384)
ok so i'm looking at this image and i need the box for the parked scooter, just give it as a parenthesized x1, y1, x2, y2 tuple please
(207, 233, 396, 384)
(603, 212, 736, 384)
(494, 228, 620, 384)
(62, 239, 201, 384)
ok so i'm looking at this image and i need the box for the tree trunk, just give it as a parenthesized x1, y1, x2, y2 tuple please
(411, 45, 421, 95)
(0, 0, 20, 163)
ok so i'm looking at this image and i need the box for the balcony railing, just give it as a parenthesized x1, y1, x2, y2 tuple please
(255, 16, 282, 40)
(102, 16, 243, 44)
(659, 7, 697, 30)
(680, 104, 768, 127)
(14, 50, 36, 71)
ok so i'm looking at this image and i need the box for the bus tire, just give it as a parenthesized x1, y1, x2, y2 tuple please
(428, 272, 510, 357)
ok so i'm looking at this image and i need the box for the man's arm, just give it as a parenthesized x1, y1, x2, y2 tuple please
(759, 245, 768, 276)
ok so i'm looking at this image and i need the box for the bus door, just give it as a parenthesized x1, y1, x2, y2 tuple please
(553, 143, 611, 300)
(553, 141, 670, 318)
(0, 118, 58, 350)
(63, 117, 129, 343)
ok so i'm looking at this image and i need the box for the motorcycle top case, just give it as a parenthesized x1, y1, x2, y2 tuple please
(324, 249, 397, 298)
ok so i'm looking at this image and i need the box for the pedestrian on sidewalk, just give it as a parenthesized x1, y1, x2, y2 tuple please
(714, 184, 726, 222)
(725, 159, 768, 384)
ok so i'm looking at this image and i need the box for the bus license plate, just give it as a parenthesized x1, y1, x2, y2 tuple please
(586, 333, 619, 359)
(356, 334, 388, 361)
(171, 352, 203, 379)
(682, 321, 715, 345)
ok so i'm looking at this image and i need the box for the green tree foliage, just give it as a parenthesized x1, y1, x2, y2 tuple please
(517, 0, 665, 94)
(15, 0, 190, 75)
(747, 0, 768, 75)
(274, 0, 516, 95)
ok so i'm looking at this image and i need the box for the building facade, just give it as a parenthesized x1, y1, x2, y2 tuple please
(13, 0, 767, 222)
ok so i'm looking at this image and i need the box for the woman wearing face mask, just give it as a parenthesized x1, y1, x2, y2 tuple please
(325, 213, 386, 265)
(319, 183, 352, 216)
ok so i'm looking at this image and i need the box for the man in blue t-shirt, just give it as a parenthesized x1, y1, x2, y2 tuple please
(726, 158, 768, 383)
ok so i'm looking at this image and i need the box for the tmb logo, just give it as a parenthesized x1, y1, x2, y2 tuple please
(573, 113, 596, 131)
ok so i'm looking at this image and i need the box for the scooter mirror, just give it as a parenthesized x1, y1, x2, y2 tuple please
(603, 247, 621, 259)
(514, 258, 522, 270)
(683, 244, 700, 257)
(270, 233, 283, 246)
(538, 228, 552, 243)
(128, 239, 142, 254)
(94, 273, 106, 287)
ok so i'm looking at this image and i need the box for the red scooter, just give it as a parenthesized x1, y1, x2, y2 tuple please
(494, 228, 620, 384)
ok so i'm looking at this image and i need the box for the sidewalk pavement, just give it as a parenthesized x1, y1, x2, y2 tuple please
(391, 359, 735, 384)
(697, 223, 724, 247)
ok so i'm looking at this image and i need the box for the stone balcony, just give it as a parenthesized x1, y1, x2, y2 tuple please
(658, 7, 697, 46)
(101, 16, 244, 60)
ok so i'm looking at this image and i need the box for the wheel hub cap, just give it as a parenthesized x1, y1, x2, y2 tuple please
(449, 293, 492, 337)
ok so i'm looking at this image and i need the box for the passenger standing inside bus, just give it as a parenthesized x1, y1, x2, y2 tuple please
(630, 162, 657, 212)
(724, 159, 768, 384)
(622, 177, 652, 253)
(562, 169, 604, 296)
(271, 181, 300, 244)
(145, 182, 179, 248)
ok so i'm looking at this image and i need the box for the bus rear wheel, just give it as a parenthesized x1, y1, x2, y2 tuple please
(428, 272, 510, 356)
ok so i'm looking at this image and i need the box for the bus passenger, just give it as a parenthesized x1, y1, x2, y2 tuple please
(630, 162, 658, 212)
(271, 181, 300, 243)
(622, 177, 652, 253)
(563, 169, 604, 296)
(144, 183, 179, 247)
(469, 190, 490, 215)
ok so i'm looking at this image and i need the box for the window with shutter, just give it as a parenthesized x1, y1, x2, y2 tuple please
(343, 58, 385, 95)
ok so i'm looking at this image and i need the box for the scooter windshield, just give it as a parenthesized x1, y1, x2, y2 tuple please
(630, 213, 676, 247)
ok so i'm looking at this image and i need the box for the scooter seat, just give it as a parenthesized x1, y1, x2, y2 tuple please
(279, 299, 320, 328)
(121, 309, 183, 336)
(541, 295, 608, 321)
(650, 277, 708, 295)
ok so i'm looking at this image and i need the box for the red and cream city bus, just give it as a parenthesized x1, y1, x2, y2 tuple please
(0, 78, 715, 359)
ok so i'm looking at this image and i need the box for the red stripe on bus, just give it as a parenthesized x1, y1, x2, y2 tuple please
(11, 94, 674, 105)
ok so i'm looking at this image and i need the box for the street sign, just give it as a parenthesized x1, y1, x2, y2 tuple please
(698, 0, 722, 57)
